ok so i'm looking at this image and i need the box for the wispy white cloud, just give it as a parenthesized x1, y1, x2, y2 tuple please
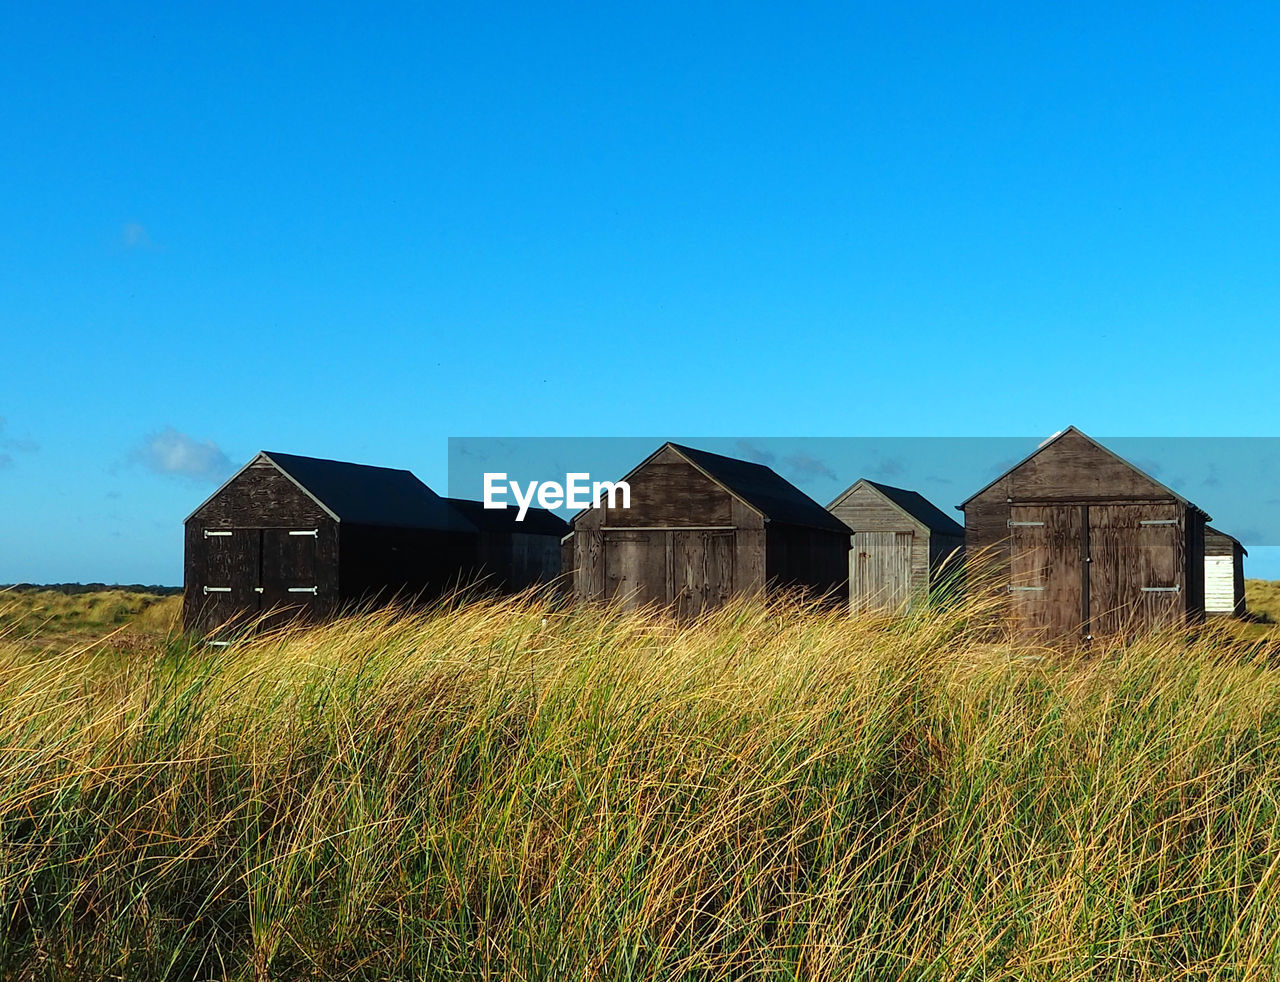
(783, 452, 835, 481)
(870, 456, 904, 478)
(121, 222, 157, 250)
(735, 439, 776, 466)
(132, 427, 232, 482)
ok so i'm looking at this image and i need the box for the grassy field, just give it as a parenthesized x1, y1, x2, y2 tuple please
(3, 588, 1280, 979)
(1246, 579, 1280, 624)
(0, 587, 181, 655)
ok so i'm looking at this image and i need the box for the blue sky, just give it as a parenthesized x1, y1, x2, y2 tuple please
(2, 1, 1277, 584)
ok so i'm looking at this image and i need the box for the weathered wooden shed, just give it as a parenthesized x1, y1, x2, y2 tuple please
(960, 427, 1209, 641)
(1204, 526, 1247, 617)
(566, 442, 850, 614)
(183, 451, 477, 638)
(827, 479, 964, 613)
(445, 498, 568, 591)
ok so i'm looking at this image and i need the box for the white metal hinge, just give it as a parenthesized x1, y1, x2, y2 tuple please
(204, 530, 233, 537)
(1010, 586, 1045, 592)
(1008, 520, 1045, 527)
(289, 529, 318, 536)
(288, 587, 318, 594)
(1140, 520, 1178, 526)
(1142, 585, 1181, 593)
(202, 586, 231, 594)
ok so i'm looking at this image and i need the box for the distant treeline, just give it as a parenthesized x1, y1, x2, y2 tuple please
(0, 583, 182, 596)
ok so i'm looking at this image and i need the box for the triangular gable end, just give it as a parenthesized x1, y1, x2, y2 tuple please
(958, 426, 1208, 517)
(566, 442, 767, 527)
(183, 452, 342, 524)
(827, 479, 930, 535)
(259, 452, 345, 522)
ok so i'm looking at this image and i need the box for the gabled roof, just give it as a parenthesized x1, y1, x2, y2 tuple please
(958, 426, 1210, 518)
(446, 497, 570, 536)
(574, 442, 848, 533)
(1205, 525, 1248, 556)
(829, 479, 964, 537)
(186, 451, 477, 532)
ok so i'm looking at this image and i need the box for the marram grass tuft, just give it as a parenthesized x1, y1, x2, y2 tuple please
(2, 590, 1280, 980)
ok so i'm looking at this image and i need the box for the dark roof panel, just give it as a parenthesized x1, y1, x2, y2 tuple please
(669, 443, 850, 533)
(859, 480, 965, 536)
(263, 452, 476, 532)
(446, 498, 570, 536)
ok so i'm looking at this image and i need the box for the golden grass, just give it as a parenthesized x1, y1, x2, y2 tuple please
(0, 588, 181, 656)
(1246, 579, 1280, 625)
(2, 588, 1280, 979)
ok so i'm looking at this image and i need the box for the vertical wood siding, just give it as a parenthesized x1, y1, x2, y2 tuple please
(965, 431, 1206, 640)
(570, 446, 844, 611)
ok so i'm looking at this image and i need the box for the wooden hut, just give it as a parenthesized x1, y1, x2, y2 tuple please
(183, 451, 477, 639)
(1204, 526, 1247, 617)
(445, 498, 568, 591)
(827, 479, 964, 613)
(566, 442, 850, 614)
(959, 427, 1209, 641)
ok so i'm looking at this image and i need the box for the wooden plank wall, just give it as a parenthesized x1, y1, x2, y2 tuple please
(509, 533, 562, 590)
(966, 431, 1177, 568)
(597, 446, 733, 527)
(1184, 511, 1206, 621)
(571, 449, 769, 611)
(1008, 503, 1084, 640)
(338, 525, 477, 604)
(183, 460, 338, 636)
(964, 432, 1208, 639)
(830, 485, 931, 608)
(764, 525, 847, 602)
(928, 531, 965, 595)
(1088, 502, 1183, 635)
(850, 530, 913, 612)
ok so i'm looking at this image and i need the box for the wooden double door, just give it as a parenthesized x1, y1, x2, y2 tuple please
(1009, 503, 1184, 639)
(603, 529, 736, 616)
(194, 526, 321, 637)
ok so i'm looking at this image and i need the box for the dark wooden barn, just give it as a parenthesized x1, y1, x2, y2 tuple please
(183, 451, 477, 639)
(445, 498, 568, 592)
(565, 442, 850, 614)
(1204, 526, 1247, 618)
(960, 427, 1209, 641)
(827, 479, 964, 613)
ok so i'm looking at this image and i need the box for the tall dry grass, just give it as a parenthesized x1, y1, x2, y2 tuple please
(0, 588, 181, 655)
(1246, 579, 1280, 625)
(2, 589, 1280, 979)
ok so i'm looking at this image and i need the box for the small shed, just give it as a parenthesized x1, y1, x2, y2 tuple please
(183, 451, 477, 638)
(445, 498, 569, 592)
(1204, 526, 1247, 617)
(827, 479, 964, 613)
(566, 442, 850, 614)
(960, 426, 1209, 641)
